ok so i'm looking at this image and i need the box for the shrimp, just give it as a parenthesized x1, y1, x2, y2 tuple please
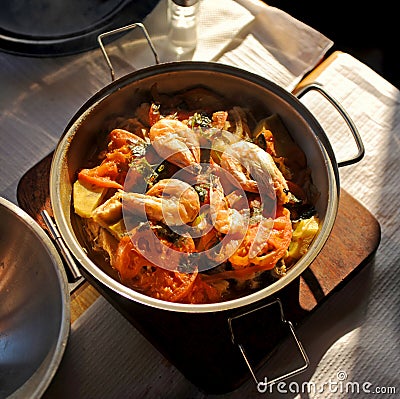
(204, 206, 292, 283)
(92, 191, 123, 227)
(220, 140, 289, 203)
(191, 174, 250, 266)
(149, 118, 201, 173)
(208, 174, 248, 235)
(229, 206, 292, 268)
(107, 129, 147, 151)
(78, 129, 147, 189)
(123, 178, 200, 226)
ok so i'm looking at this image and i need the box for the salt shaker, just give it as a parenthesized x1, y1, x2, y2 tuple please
(167, 0, 199, 54)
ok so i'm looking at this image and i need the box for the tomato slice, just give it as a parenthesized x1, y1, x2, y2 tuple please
(112, 229, 225, 303)
(113, 227, 196, 302)
(107, 129, 145, 151)
(138, 267, 198, 302)
(78, 148, 133, 190)
(183, 275, 223, 303)
(206, 206, 292, 282)
(78, 162, 123, 189)
(113, 236, 147, 280)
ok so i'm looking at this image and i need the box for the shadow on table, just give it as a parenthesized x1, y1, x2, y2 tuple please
(221, 258, 376, 398)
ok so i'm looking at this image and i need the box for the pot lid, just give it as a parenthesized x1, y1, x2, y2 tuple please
(0, 0, 159, 57)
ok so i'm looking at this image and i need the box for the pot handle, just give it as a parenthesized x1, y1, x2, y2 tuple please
(295, 83, 365, 167)
(97, 23, 160, 82)
(228, 298, 309, 390)
(41, 210, 85, 295)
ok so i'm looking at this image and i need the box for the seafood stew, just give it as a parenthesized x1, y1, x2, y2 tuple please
(72, 85, 321, 304)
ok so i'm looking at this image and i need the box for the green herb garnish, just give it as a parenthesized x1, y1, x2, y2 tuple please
(194, 184, 208, 203)
(128, 141, 149, 158)
(129, 157, 158, 184)
(189, 112, 212, 129)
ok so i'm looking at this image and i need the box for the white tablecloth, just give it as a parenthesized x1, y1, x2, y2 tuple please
(1, 1, 398, 398)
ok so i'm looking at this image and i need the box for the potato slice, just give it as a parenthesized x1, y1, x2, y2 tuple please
(107, 219, 127, 239)
(73, 180, 107, 218)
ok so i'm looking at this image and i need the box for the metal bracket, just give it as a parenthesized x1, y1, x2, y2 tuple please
(296, 83, 365, 167)
(228, 298, 309, 388)
(97, 22, 160, 82)
(41, 209, 82, 281)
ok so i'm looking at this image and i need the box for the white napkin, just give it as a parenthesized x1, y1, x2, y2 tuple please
(259, 52, 400, 398)
(193, 0, 255, 61)
(215, 6, 333, 91)
(300, 53, 400, 211)
(124, 0, 332, 92)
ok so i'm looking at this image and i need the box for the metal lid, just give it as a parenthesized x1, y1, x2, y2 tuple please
(0, 0, 159, 57)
